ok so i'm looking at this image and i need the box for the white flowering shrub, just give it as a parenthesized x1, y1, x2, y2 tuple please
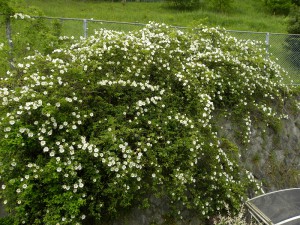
(0, 22, 289, 224)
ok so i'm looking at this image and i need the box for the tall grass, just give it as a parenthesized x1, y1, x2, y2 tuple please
(25, 0, 288, 33)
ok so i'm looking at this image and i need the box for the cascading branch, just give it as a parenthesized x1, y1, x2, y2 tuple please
(0, 22, 289, 224)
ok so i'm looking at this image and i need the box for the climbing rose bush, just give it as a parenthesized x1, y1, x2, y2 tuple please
(0, 22, 288, 224)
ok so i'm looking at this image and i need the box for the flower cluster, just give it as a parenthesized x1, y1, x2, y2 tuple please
(0, 22, 289, 224)
(11, 13, 32, 20)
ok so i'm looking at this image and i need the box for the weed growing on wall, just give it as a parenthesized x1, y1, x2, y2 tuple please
(0, 22, 289, 224)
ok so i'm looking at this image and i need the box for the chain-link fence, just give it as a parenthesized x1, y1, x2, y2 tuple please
(226, 30, 300, 85)
(1, 14, 300, 84)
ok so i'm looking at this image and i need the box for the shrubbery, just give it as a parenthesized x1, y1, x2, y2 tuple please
(264, 0, 292, 15)
(165, 0, 201, 10)
(0, 0, 63, 74)
(285, 5, 300, 68)
(264, 0, 300, 15)
(0, 22, 289, 224)
(210, 0, 234, 12)
(166, 0, 234, 11)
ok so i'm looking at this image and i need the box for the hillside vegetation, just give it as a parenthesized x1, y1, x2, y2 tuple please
(25, 0, 288, 33)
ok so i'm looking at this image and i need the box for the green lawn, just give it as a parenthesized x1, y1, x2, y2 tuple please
(24, 0, 287, 33)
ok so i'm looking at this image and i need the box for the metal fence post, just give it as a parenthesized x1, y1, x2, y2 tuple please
(3, 16, 14, 69)
(265, 32, 270, 58)
(83, 19, 88, 38)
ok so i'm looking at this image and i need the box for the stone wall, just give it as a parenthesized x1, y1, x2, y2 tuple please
(245, 110, 300, 191)
(217, 99, 300, 191)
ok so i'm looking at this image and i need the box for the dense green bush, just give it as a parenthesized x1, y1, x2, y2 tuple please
(286, 5, 300, 68)
(165, 0, 201, 9)
(210, 0, 234, 12)
(7, 15, 63, 67)
(0, 216, 14, 225)
(264, 0, 292, 15)
(0, 22, 289, 224)
(0, 0, 63, 75)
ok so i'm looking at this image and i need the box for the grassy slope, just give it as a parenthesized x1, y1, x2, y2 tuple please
(25, 0, 287, 33)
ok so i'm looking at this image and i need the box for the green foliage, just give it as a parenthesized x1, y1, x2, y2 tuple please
(292, 0, 300, 6)
(12, 16, 63, 54)
(0, 23, 289, 224)
(165, 0, 201, 10)
(264, 0, 292, 15)
(0, 42, 10, 76)
(285, 5, 300, 68)
(0, 14, 64, 76)
(287, 5, 300, 33)
(25, 0, 288, 33)
(0, 0, 15, 19)
(0, 216, 14, 225)
(210, 0, 234, 13)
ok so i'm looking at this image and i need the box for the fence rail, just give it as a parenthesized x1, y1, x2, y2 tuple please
(1, 14, 300, 84)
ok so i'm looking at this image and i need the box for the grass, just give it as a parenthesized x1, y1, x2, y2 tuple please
(24, 0, 288, 33)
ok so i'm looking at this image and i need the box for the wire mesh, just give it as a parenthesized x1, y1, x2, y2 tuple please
(88, 20, 145, 34)
(227, 30, 300, 84)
